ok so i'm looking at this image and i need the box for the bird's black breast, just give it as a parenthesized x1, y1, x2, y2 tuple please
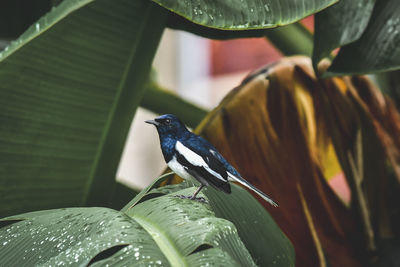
(159, 136, 176, 162)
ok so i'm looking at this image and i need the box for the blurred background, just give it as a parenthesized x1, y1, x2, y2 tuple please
(116, 17, 339, 197)
(118, 27, 283, 189)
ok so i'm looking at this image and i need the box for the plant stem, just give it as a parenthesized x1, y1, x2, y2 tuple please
(141, 83, 208, 128)
(265, 22, 313, 56)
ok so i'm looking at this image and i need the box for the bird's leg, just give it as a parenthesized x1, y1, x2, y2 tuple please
(174, 184, 206, 202)
(190, 184, 204, 199)
(188, 184, 206, 202)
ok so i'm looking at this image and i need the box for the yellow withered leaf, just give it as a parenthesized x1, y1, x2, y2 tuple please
(195, 57, 359, 267)
(165, 56, 400, 267)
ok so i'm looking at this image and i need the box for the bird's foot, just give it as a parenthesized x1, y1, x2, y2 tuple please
(174, 195, 207, 203)
(190, 196, 207, 203)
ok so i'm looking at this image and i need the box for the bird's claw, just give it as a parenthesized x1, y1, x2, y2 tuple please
(174, 195, 207, 203)
(191, 196, 207, 203)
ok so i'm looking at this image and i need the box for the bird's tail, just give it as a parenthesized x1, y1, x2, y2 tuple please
(228, 173, 278, 207)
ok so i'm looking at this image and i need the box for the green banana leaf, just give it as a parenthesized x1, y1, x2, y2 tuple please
(124, 176, 295, 266)
(0, 176, 295, 266)
(167, 13, 313, 41)
(0, 204, 246, 266)
(152, 0, 337, 31)
(0, 0, 167, 217)
(322, 0, 400, 76)
(312, 0, 375, 68)
(0, 208, 170, 266)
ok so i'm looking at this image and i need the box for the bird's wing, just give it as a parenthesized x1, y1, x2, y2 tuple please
(175, 140, 228, 180)
(183, 164, 231, 193)
(174, 139, 231, 193)
(183, 134, 241, 173)
(180, 135, 278, 207)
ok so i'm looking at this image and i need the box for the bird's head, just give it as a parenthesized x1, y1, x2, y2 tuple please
(145, 114, 188, 138)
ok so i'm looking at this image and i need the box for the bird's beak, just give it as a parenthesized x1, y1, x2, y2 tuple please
(145, 119, 160, 126)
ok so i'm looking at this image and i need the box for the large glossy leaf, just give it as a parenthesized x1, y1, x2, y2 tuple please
(324, 0, 400, 76)
(124, 176, 295, 267)
(0, 186, 259, 266)
(0, 0, 167, 217)
(313, 0, 375, 68)
(204, 184, 294, 266)
(167, 12, 313, 43)
(126, 187, 256, 266)
(153, 0, 337, 30)
(166, 13, 271, 40)
(0, 208, 169, 266)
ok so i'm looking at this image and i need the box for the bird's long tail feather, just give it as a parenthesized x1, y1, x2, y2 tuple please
(228, 173, 278, 207)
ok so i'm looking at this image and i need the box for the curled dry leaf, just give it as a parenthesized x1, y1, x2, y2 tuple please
(181, 56, 400, 266)
(195, 57, 359, 267)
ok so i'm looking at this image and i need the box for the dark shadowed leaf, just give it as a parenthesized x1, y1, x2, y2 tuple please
(0, 0, 54, 39)
(204, 184, 294, 266)
(313, 0, 375, 67)
(0, 0, 167, 217)
(107, 181, 140, 210)
(325, 0, 400, 76)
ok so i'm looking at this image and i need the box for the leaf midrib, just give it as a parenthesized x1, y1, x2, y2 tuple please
(133, 214, 188, 267)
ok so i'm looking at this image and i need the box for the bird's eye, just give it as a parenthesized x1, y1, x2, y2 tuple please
(164, 119, 171, 124)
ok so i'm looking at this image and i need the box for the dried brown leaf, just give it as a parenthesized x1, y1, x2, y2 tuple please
(196, 56, 361, 267)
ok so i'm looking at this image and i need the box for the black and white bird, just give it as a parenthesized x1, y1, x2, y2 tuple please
(145, 114, 278, 207)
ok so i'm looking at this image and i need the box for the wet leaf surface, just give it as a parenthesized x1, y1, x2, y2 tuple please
(325, 0, 400, 76)
(0, 186, 263, 266)
(153, 0, 336, 30)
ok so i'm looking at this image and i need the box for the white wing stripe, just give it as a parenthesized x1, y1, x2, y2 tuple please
(176, 141, 205, 166)
(176, 141, 225, 181)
